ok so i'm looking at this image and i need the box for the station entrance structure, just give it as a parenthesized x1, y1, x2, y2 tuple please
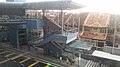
(0, 1, 85, 57)
(28, 1, 85, 57)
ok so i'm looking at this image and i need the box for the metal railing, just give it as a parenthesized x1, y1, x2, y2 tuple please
(45, 13, 80, 35)
(0, 15, 24, 23)
(104, 46, 120, 55)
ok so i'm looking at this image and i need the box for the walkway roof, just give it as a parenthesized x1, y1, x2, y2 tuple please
(0, 1, 85, 10)
(92, 50, 120, 62)
(65, 39, 92, 53)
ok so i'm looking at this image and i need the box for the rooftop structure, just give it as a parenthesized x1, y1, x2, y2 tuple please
(80, 12, 110, 49)
(0, 1, 84, 9)
(83, 13, 110, 27)
(0, 1, 85, 67)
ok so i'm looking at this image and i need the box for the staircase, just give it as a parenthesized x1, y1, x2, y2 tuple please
(44, 13, 79, 35)
(51, 41, 61, 49)
(44, 16, 67, 32)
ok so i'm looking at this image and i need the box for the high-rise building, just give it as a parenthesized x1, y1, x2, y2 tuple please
(6, 0, 26, 2)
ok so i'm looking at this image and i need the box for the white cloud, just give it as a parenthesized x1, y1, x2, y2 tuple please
(73, 0, 120, 14)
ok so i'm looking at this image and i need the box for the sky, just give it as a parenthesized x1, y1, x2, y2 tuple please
(0, 0, 120, 14)
(26, 0, 120, 14)
(76, 0, 120, 14)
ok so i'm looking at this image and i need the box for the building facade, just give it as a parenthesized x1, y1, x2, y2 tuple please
(80, 12, 110, 49)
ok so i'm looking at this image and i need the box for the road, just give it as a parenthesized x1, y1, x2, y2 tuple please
(0, 42, 69, 67)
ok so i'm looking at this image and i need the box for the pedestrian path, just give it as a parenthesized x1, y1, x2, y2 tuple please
(85, 60, 108, 67)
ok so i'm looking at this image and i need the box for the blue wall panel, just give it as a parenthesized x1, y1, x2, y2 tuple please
(8, 25, 19, 48)
(18, 24, 26, 28)
(26, 19, 44, 30)
(0, 32, 8, 38)
(26, 20, 37, 30)
(37, 20, 44, 28)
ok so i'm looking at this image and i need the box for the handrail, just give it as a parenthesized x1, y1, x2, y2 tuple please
(0, 17, 24, 23)
(51, 41, 61, 49)
(44, 16, 67, 32)
(3, 18, 9, 22)
(64, 14, 73, 24)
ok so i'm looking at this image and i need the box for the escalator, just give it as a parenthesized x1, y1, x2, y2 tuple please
(51, 41, 74, 56)
(51, 41, 61, 50)
(31, 34, 67, 47)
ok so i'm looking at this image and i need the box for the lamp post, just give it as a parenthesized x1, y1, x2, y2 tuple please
(78, 52, 81, 67)
(112, 15, 117, 54)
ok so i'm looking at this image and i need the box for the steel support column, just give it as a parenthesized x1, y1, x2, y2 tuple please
(61, 10, 64, 35)
(78, 16, 80, 33)
(42, 9, 45, 19)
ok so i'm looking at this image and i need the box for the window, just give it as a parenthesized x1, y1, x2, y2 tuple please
(91, 40, 96, 46)
(108, 29, 114, 35)
(117, 24, 120, 33)
(84, 27, 90, 32)
(117, 28, 120, 32)
(100, 28, 106, 33)
(94, 28, 97, 30)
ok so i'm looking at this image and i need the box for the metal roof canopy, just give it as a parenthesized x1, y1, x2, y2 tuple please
(92, 50, 120, 62)
(65, 39, 92, 53)
(68, 40, 92, 51)
(0, 1, 85, 10)
(0, 2, 24, 8)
